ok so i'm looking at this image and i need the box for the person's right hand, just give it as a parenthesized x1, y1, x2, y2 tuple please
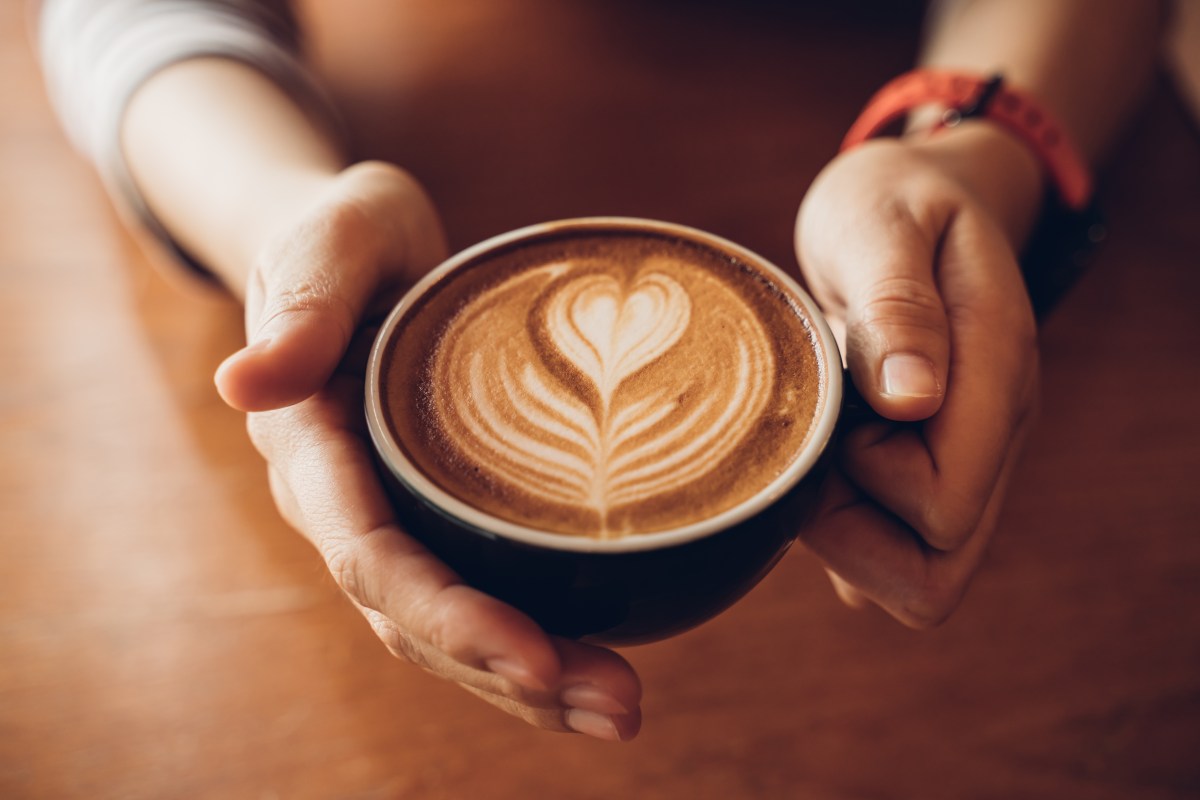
(214, 161, 642, 741)
(793, 131, 1042, 628)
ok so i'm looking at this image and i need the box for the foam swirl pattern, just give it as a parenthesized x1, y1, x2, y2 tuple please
(421, 252, 789, 538)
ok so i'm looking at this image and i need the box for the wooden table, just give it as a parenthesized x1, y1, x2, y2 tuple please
(3, 2, 1198, 797)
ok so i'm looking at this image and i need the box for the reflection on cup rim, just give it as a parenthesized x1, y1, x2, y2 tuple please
(365, 217, 844, 554)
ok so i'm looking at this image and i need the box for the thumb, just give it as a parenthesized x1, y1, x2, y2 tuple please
(214, 163, 448, 412)
(841, 209, 951, 422)
(215, 204, 387, 412)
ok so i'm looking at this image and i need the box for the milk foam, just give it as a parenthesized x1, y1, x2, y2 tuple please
(383, 232, 823, 538)
(429, 256, 777, 538)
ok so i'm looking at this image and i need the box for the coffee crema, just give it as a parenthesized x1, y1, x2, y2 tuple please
(382, 232, 823, 538)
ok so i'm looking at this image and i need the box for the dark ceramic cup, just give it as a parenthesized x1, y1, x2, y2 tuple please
(365, 218, 843, 645)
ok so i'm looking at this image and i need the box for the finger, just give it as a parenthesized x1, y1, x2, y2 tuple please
(215, 200, 387, 412)
(252, 384, 561, 691)
(362, 602, 643, 719)
(825, 568, 870, 609)
(801, 471, 930, 614)
(215, 163, 448, 412)
(355, 601, 555, 699)
(803, 499, 978, 629)
(459, 638, 643, 741)
(368, 603, 643, 740)
(797, 154, 954, 422)
(459, 683, 643, 742)
(838, 212, 1038, 550)
(803, 435, 1021, 628)
(555, 638, 642, 718)
(839, 195, 952, 421)
(356, 588, 642, 740)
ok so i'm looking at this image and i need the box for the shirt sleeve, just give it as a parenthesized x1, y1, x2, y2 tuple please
(33, 0, 343, 272)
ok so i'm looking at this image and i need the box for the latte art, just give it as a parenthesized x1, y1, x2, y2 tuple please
(543, 269, 691, 408)
(433, 260, 776, 538)
(383, 233, 822, 538)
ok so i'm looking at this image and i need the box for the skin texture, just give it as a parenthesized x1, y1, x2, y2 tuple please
(793, 0, 1165, 625)
(124, 66, 643, 742)
(117, 1, 1164, 740)
(795, 131, 1041, 625)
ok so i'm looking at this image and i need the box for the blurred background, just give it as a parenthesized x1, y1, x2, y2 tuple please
(2, 1, 1199, 797)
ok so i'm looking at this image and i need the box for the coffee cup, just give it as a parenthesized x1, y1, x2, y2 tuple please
(365, 217, 843, 645)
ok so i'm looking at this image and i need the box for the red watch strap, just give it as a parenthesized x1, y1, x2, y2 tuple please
(841, 70, 1093, 210)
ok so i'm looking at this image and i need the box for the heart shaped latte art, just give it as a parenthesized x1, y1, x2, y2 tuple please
(544, 272, 691, 407)
(430, 257, 778, 538)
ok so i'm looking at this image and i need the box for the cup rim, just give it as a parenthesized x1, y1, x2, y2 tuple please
(365, 216, 843, 554)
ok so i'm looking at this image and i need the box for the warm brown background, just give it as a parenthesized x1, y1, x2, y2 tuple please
(3, 2, 1199, 798)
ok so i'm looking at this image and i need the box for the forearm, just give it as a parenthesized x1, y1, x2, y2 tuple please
(922, 0, 1166, 161)
(910, 0, 1167, 244)
(122, 58, 346, 297)
(35, 0, 348, 298)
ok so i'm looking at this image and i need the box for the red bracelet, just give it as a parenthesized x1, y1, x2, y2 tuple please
(840, 69, 1093, 211)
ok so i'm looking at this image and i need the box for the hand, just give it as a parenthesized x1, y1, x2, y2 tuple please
(214, 162, 642, 740)
(794, 134, 1040, 627)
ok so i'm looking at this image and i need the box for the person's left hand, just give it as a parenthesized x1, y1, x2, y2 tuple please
(213, 162, 643, 740)
(794, 133, 1041, 627)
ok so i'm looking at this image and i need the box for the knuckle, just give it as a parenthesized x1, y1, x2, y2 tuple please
(362, 607, 428, 668)
(254, 280, 358, 351)
(415, 584, 464, 660)
(268, 278, 355, 322)
(921, 503, 980, 553)
(326, 530, 467, 664)
(323, 536, 371, 608)
(901, 548, 983, 629)
(902, 602, 955, 631)
(272, 279, 338, 314)
(856, 276, 946, 335)
(902, 579, 964, 630)
(250, 209, 374, 309)
(379, 621, 426, 667)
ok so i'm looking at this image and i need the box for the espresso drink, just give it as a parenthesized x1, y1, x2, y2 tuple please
(380, 229, 824, 539)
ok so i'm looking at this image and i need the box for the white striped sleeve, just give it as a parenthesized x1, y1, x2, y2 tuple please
(34, 0, 342, 270)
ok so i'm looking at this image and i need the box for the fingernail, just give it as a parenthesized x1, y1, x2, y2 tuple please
(564, 709, 622, 742)
(560, 684, 630, 716)
(880, 353, 940, 398)
(485, 658, 548, 691)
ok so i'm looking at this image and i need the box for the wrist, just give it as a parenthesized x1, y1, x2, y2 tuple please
(841, 69, 1095, 251)
(906, 121, 1044, 248)
(121, 58, 346, 297)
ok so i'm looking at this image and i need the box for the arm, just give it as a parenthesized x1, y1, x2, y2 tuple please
(122, 57, 345, 293)
(36, 0, 641, 740)
(913, 0, 1166, 243)
(795, 0, 1166, 625)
